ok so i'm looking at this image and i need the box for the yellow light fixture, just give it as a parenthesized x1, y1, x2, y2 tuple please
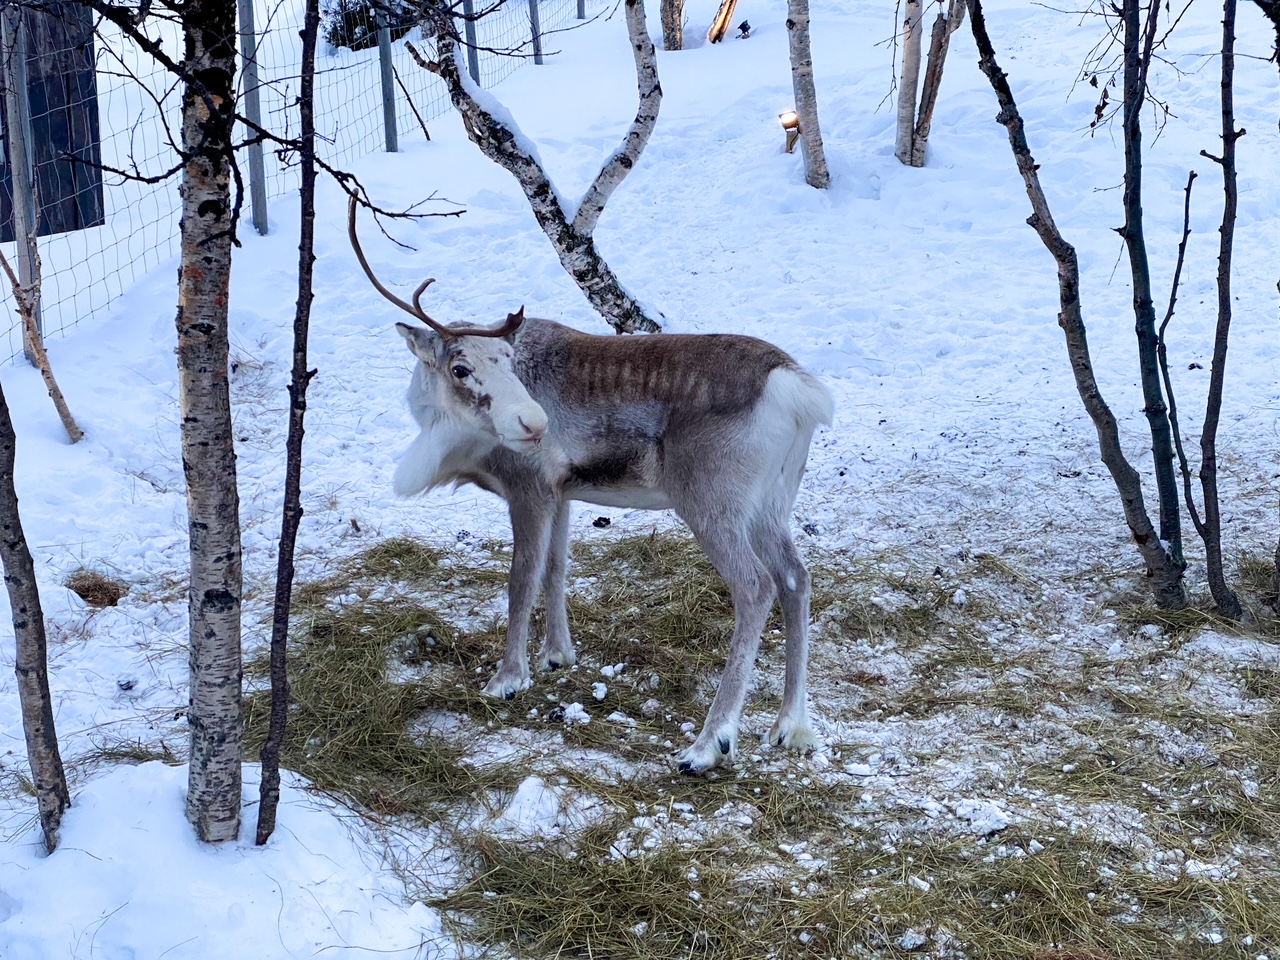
(778, 110, 800, 153)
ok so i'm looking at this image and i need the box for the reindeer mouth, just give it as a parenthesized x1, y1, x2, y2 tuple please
(503, 434, 543, 453)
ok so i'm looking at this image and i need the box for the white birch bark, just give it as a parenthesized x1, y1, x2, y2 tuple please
(895, 0, 923, 165)
(178, 0, 244, 843)
(421, 0, 662, 333)
(910, 0, 965, 166)
(786, 0, 830, 189)
(0, 382, 70, 854)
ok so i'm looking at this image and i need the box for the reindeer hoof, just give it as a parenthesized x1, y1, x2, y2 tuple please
(675, 726, 737, 775)
(537, 645, 576, 673)
(769, 714, 818, 753)
(482, 672, 531, 701)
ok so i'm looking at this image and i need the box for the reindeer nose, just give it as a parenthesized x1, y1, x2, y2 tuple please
(518, 415, 545, 441)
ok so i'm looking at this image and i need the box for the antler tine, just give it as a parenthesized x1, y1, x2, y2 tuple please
(347, 195, 454, 338)
(349, 196, 525, 341)
(410, 278, 436, 320)
(426, 302, 527, 340)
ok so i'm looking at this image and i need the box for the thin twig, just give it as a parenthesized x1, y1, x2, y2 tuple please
(1156, 170, 1202, 538)
(391, 61, 430, 140)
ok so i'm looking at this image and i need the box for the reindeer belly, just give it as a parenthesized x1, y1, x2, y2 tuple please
(562, 443, 671, 510)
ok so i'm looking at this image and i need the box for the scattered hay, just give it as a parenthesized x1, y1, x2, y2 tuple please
(244, 597, 520, 818)
(811, 831, 1280, 960)
(1241, 666, 1280, 700)
(272, 531, 1280, 959)
(65, 567, 129, 607)
(439, 817, 1280, 960)
(1117, 602, 1247, 639)
(356, 536, 446, 581)
(438, 821, 798, 960)
(81, 737, 181, 767)
(1237, 551, 1278, 607)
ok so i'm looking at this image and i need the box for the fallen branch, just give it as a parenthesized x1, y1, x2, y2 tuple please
(0, 248, 83, 444)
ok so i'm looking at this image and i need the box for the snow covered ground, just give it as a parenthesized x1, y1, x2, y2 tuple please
(2, 0, 1279, 957)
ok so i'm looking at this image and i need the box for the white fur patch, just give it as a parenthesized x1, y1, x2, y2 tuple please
(393, 429, 442, 497)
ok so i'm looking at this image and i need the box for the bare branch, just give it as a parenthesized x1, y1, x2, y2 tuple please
(966, 0, 1186, 609)
(1156, 171, 1203, 539)
(572, 0, 662, 236)
(0, 248, 83, 444)
(412, 13, 662, 333)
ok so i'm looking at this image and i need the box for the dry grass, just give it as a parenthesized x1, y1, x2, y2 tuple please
(243, 596, 522, 817)
(437, 818, 1280, 960)
(267, 532, 1280, 959)
(64, 567, 129, 607)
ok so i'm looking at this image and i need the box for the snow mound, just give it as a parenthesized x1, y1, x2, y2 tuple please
(0, 762, 445, 959)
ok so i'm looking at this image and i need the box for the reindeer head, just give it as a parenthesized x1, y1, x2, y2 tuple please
(395, 318, 547, 451)
(348, 196, 548, 488)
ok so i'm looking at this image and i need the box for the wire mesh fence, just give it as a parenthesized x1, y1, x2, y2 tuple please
(0, 0, 593, 363)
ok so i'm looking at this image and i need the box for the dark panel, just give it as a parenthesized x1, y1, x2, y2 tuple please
(1, 1, 104, 242)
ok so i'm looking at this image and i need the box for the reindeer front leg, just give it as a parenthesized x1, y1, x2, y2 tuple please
(483, 496, 554, 700)
(538, 500, 575, 671)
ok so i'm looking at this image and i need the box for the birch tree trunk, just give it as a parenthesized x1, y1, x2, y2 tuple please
(967, 0, 1187, 610)
(786, 0, 830, 189)
(177, 0, 244, 843)
(257, 0, 320, 846)
(895, 0, 923, 166)
(421, 0, 662, 333)
(0, 381, 70, 854)
(909, 0, 965, 166)
(660, 0, 682, 50)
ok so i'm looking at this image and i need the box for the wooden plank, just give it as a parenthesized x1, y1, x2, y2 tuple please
(707, 0, 740, 43)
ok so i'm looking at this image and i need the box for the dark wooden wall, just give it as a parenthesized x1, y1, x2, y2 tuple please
(1, 1, 104, 242)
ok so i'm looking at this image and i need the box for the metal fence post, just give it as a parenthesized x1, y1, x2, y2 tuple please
(460, 0, 481, 86)
(528, 0, 543, 65)
(577, 0, 585, 20)
(236, 0, 269, 235)
(375, 12, 397, 152)
(1, 3, 41, 364)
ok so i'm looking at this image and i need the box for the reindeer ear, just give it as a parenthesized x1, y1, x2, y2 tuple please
(396, 322, 442, 363)
(503, 307, 526, 345)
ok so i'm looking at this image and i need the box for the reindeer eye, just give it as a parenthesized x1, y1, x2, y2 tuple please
(451, 365, 471, 380)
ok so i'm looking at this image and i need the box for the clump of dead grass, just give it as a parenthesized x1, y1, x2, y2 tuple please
(65, 567, 129, 607)
(440, 822, 781, 960)
(811, 830, 1280, 960)
(244, 596, 520, 818)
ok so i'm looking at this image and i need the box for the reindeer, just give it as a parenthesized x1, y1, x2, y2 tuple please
(350, 199, 833, 773)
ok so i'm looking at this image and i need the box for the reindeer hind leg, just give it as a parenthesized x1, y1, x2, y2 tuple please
(752, 518, 817, 753)
(674, 506, 776, 775)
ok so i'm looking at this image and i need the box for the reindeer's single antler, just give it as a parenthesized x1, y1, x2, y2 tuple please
(347, 196, 525, 339)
